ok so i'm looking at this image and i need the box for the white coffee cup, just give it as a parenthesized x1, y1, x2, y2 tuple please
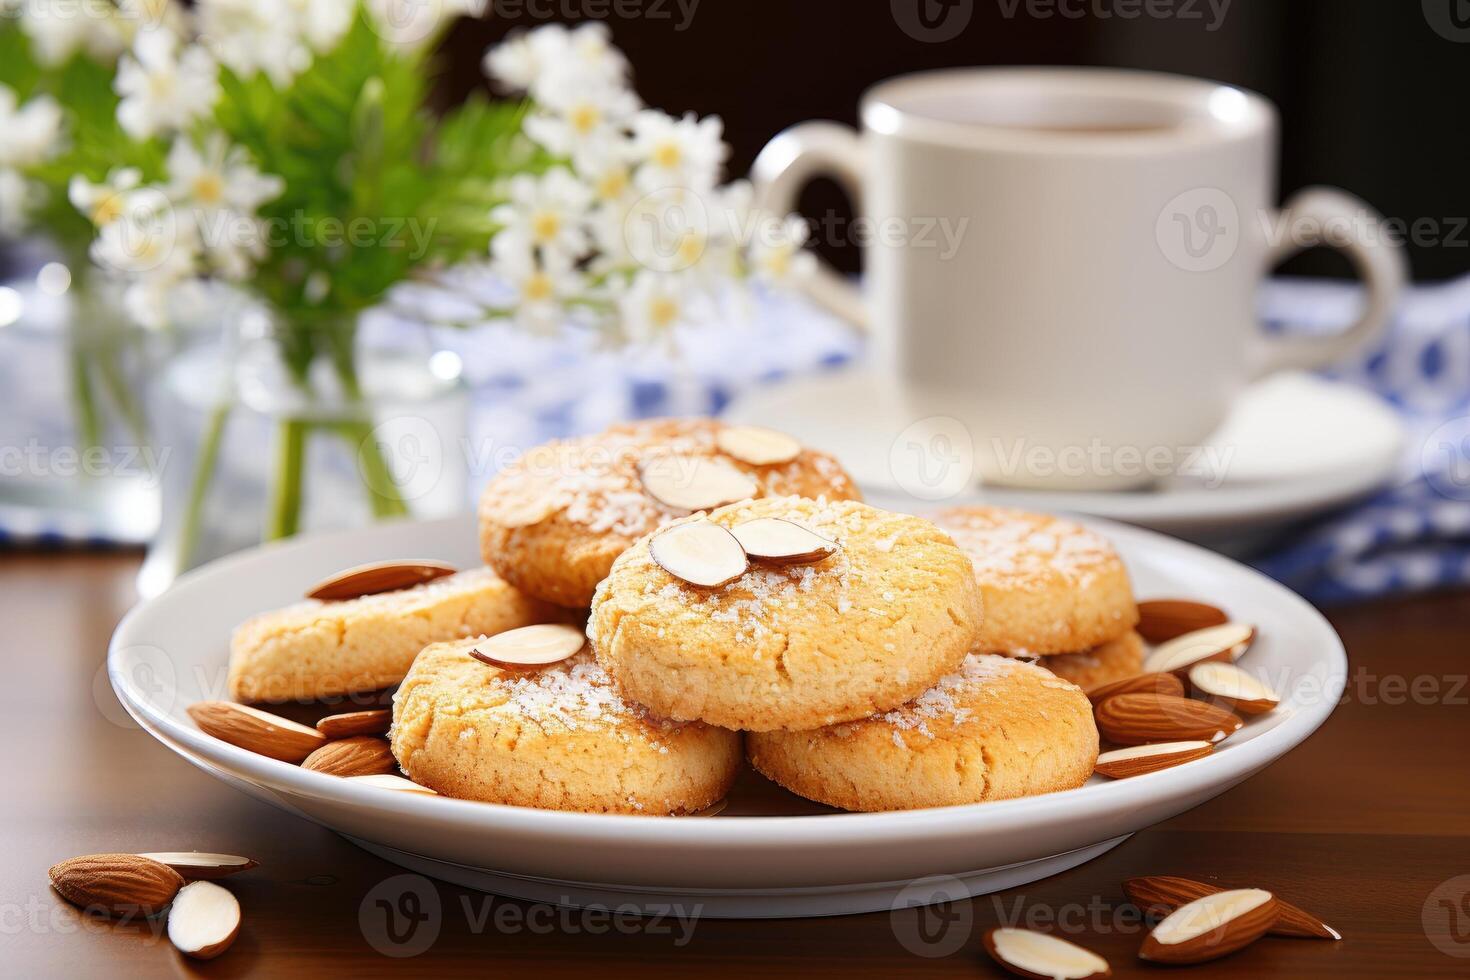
(752, 67, 1406, 490)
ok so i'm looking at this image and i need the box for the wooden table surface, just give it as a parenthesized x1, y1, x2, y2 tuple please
(4, 548, 1468, 978)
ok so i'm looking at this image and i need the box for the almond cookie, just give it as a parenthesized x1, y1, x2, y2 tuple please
(229, 568, 556, 702)
(932, 506, 1138, 656)
(747, 655, 1098, 811)
(391, 638, 740, 814)
(588, 496, 984, 732)
(1037, 630, 1145, 692)
(478, 418, 860, 608)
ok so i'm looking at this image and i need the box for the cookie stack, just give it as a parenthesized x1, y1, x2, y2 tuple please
(226, 418, 1114, 815)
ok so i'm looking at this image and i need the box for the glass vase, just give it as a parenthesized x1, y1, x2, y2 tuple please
(138, 312, 469, 597)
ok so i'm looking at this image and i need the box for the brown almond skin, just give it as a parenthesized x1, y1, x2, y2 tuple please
(1124, 876, 1340, 940)
(316, 708, 393, 739)
(1087, 672, 1184, 704)
(301, 736, 399, 777)
(49, 854, 184, 917)
(982, 928, 1112, 980)
(1094, 694, 1243, 746)
(1139, 893, 1279, 964)
(1093, 743, 1214, 779)
(1137, 599, 1228, 643)
(306, 560, 457, 601)
(187, 701, 327, 763)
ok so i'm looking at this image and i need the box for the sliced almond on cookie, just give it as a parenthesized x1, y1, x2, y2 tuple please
(638, 455, 758, 512)
(167, 881, 241, 960)
(1137, 599, 1228, 643)
(1139, 888, 1277, 964)
(306, 560, 457, 601)
(730, 518, 838, 566)
(1093, 693, 1243, 746)
(1142, 623, 1255, 675)
(137, 853, 258, 881)
(1094, 741, 1214, 779)
(187, 701, 328, 762)
(316, 708, 393, 739)
(649, 521, 749, 587)
(1086, 672, 1184, 704)
(469, 623, 586, 670)
(1187, 661, 1280, 715)
(714, 425, 802, 466)
(983, 927, 1111, 979)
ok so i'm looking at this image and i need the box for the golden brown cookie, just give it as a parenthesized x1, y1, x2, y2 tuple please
(229, 568, 557, 702)
(747, 655, 1098, 811)
(931, 505, 1138, 656)
(588, 496, 984, 732)
(391, 639, 740, 814)
(478, 418, 861, 608)
(1037, 630, 1145, 692)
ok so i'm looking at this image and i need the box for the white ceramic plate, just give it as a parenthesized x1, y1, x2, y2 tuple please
(724, 369, 1404, 548)
(110, 514, 1344, 918)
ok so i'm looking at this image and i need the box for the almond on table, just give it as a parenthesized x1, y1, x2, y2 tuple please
(48, 854, 183, 917)
(983, 927, 1111, 980)
(1124, 875, 1341, 940)
(1138, 888, 1278, 964)
(167, 881, 241, 960)
(136, 852, 258, 880)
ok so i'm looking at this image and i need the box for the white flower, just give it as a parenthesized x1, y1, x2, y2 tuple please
(491, 168, 594, 260)
(165, 133, 284, 215)
(17, 2, 129, 67)
(749, 214, 817, 285)
(198, 0, 311, 87)
(289, 0, 355, 52)
(193, 209, 270, 280)
(630, 111, 727, 192)
(618, 270, 697, 343)
(491, 230, 581, 333)
(484, 23, 627, 97)
(523, 73, 640, 162)
(69, 167, 144, 226)
(0, 86, 64, 168)
(90, 191, 199, 280)
(0, 168, 44, 238)
(115, 29, 220, 139)
(367, 0, 483, 48)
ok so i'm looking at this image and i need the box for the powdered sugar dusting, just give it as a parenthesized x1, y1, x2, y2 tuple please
(490, 651, 662, 732)
(877, 654, 1017, 740)
(934, 506, 1119, 588)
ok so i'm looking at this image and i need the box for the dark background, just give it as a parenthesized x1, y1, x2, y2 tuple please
(443, 0, 1469, 281)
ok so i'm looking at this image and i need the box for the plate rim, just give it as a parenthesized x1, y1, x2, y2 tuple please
(109, 512, 1345, 847)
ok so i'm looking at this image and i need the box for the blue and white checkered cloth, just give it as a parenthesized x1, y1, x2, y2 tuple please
(5, 274, 1469, 605)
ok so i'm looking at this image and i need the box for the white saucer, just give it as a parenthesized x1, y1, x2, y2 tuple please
(725, 369, 1404, 546)
(111, 514, 1344, 918)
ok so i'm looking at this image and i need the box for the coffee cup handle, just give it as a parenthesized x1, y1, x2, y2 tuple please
(751, 122, 870, 330)
(1252, 187, 1408, 377)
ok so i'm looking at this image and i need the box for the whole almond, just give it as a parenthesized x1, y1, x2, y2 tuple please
(1137, 599, 1228, 643)
(301, 736, 398, 777)
(1124, 876, 1340, 940)
(316, 708, 393, 739)
(1139, 888, 1278, 964)
(188, 701, 327, 762)
(49, 854, 184, 917)
(1094, 693, 1243, 746)
(306, 560, 457, 601)
(1086, 672, 1184, 704)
